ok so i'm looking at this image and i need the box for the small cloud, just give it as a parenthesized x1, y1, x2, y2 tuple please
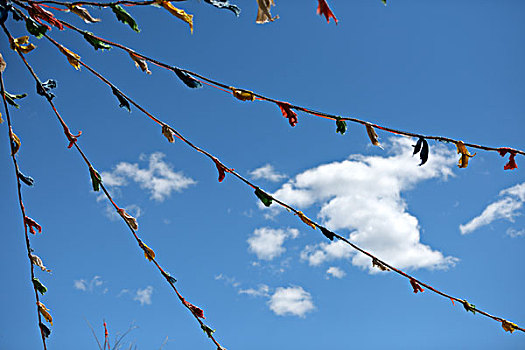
(239, 284, 270, 298)
(117, 289, 131, 297)
(326, 266, 346, 279)
(101, 152, 196, 202)
(247, 227, 299, 261)
(460, 182, 525, 234)
(267, 286, 315, 317)
(506, 228, 525, 238)
(134, 286, 153, 306)
(249, 164, 287, 182)
(73, 276, 106, 293)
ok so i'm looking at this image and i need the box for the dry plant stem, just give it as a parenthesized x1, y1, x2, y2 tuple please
(3, 24, 225, 349)
(12, 0, 522, 158)
(0, 71, 48, 349)
(34, 28, 525, 333)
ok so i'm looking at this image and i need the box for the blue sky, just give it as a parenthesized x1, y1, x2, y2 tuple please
(1, 0, 525, 349)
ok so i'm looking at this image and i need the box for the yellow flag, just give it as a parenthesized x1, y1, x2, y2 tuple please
(10, 36, 36, 54)
(157, 1, 194, 33)
(502, 320, 518, 333)
(10, 130, 21, 156)
(59, 45, 81, 70)
(140, 241, 156, 261)
(37, 302, 53, 325)
(297, 211, 316, 230)
(230, 87, 255, 101)
(456, 141, 476, 168)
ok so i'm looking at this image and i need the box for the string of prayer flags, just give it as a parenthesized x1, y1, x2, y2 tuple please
(36, 79, 57, 100)
(25, 17, 48, 39)
(83, 31, 112, 51)
(58, 44, 81, 70)
(118, 208, 138, 230)
(317, 0, 338, 25)
(156, 1, 193, 33)
(213, 158, 232, 182)
(32, 277, 47, 295)
(89, 166, 102, 191)
(39, 322, 51, 338)
(183, 298, 205, 319)
(162, 124, 175, 143)
(319, 226, 335, 241)
(5, 92, 27, 108)
(37, 302, 53, 325)
(277, 102, 298, 127)
(372, 258, 389, 271)
(254, 187, 273, 207)
(30, 254, 51, 272)
(18, 171, 35, 186)
(230, 87, 255, 102)
(502, 320, 518, 333)
(110, 4, 140, 32)
(462, 300, 476, 314)
(162, 271, 177, 284)
(201, 324, 215, 338)
(10, 129, 21, 155)
(67, 4, 101, 23)
(174, 68, 202, 89)
(409, 278, 424, 293)
(129, 52, 151, 74)
(10, 36, 36, 54)
(498, 148, 518, 170)
(139, 240, 156, 261)
(296, 211, 316, 230)
(365, 123, 383, 149)
(412, 137, 429, 166)
(203, 0, 241, 16)
(256, 0, 278, 24)
(335, 117, 346, 135)
(25, 216, 42, 234)
(27, 3, 63, 30)
(112, 86, 131, 112)
(456, 141, 476, 168)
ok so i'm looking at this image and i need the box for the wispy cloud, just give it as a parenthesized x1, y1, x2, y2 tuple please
(249, 164, 287, 182)
(326, 266, 346, 279)
(134, 286, 153, 306)
(101, 152, 196, 202)
(247, 227, 299, 260)
(267, 138, 458, 272)
(460, 182, 525, 234)
(73, 276, 107, 293)
(238, 284, 270, 297)
(267, 286, 315, 317)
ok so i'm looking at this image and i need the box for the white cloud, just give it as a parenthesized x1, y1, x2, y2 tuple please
(73, 276, 105, 293)
(247, 227, 299, 260)
(239, 284, 270, 297)
(507, 228, 525, 238)
(101, 152, 196, 202)
(134, 286, 153, 306)
(326, 266, 346, 279)
(267, 286, 315, 317)
(249, 164, 287, 182)
(269, 138, 458, 272)
(460, 182, 525, 234)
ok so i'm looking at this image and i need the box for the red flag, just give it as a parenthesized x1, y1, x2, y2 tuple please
(317, 0, 338, 25)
